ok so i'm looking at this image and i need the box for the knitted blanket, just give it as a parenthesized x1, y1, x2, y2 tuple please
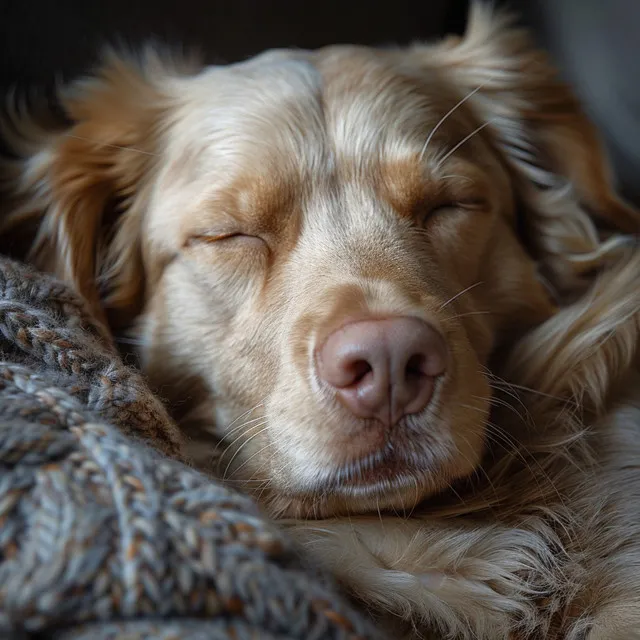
(0, 257, 378, 640)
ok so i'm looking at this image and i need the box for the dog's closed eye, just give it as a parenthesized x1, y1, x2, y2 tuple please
(184, 232, 270, 280)
(186, 231, 267, 248)
(416, 199, 487, 226)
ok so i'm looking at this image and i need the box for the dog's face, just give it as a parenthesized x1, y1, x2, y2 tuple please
(139, 46, 551, 517)
(2, 4, 637, 517)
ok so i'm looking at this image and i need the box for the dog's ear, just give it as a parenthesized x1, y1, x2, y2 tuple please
(0, 47, 198, 326)
(412, 2, 640, 298)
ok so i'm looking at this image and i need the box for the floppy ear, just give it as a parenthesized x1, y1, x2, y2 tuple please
(414, 2, 640, 298)
(0, 47, 198, 326)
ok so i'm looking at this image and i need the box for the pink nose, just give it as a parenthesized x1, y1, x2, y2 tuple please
(316, 317, 447, 427)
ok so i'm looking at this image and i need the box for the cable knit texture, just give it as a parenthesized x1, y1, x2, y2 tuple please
(0, 257, 378, 640)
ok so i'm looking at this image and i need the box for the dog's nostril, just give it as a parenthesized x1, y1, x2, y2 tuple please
(405, 354, 426, 380)
(349, 360, 373, 385)
(317, 316, 447, 426)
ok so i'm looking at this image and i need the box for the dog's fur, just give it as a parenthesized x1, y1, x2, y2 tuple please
(3, 3, 640, 638)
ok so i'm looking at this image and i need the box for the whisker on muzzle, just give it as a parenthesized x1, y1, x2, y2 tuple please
(222, 423, 269, 481)
(438, 281, 484, 311)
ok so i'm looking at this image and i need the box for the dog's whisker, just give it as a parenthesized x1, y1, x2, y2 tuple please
(489, 391, 533, 427)
(439, 281, 484, 311)
(419, 82, 486, 160)
(406, 475, 422, 519)
(452, 432, 502, 505)
(221, 415, 267, 438)
(396, 485, 407, 519)
(477, 414, 571, 512)
(475, 393, 531, 426)
(443, 310, 492, 323)
(215, 413, 269, 450)
(231, 441, 274, 477)
(376, 496, 385, 530)
(222, 424, 270, 481)
(484, 370, 575, 406)
(223, 401, 266, 433)
(482, 419, 529, 457)
(435, 118, 496, 168)
(478, 369, 536, 418)
(218, 419, 268, 456)
(216, 420, 268, 472)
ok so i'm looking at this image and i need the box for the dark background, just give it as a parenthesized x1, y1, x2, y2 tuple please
(0, 0, 468, 88)
(1, 0, 639, 204)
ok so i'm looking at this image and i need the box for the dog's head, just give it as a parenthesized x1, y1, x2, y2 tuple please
(2, 3, 638, 517)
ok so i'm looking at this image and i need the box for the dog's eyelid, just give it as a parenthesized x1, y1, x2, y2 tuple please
(185, 232, 239, 246)
(453, 198, 486, 211)
(184, 231, 264, 248)
(418, 199, 486, 224)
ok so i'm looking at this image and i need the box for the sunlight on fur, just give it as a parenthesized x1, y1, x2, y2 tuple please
(2, 2, 640, 638)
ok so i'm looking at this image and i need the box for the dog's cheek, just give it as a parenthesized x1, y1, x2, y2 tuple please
(136, 262, 262, 409)
(479, 221, 558, 342)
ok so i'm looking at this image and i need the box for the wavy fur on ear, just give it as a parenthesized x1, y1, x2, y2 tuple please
(0, 46, 199, 324)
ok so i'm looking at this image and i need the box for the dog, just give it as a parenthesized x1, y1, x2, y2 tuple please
(3, 2, 640, 638)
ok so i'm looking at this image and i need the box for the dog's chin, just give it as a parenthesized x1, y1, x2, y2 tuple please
(217, 389, 489, 518)
(263, 446, 483, 519)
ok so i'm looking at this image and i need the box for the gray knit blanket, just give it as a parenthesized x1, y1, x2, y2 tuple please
(0, 256, 378, 640)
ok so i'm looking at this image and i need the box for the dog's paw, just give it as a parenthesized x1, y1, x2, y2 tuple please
(284, 516, 562, 639)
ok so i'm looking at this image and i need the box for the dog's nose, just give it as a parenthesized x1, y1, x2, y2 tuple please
(316, 317, 447, 426)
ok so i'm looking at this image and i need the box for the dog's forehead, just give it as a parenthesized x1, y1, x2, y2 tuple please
(315, 46, 448, 158)
(175, 47, 451, 176)
(153, 47, 489, 251)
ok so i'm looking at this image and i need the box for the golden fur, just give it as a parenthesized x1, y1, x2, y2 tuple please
(3, 3, 640, 638)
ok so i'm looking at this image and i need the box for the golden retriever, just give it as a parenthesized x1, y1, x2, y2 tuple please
(3, 3, 640, 638)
